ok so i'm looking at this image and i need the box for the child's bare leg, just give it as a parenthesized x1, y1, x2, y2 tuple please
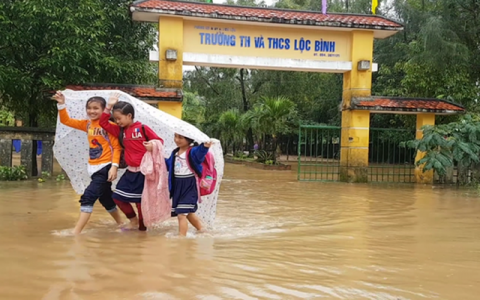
(178, 214, 188, 236)
(108, 209, 123, 225)
(186, 213, 203, 232)
(98, 186, 123, 226)
(114, 199, 138, 229)
(73, 211, 92, 234)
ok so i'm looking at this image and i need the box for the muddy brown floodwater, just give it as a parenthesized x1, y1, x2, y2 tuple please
(0, 163, 480, 300)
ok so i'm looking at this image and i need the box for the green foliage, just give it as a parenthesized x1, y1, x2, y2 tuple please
(234, 151, 248, 159)
(0, 166, 28, 181)
(243, 96, 298, 138)
(406, 115, 480, 183)
(38, 171, 51, 182)
(374, 0, 479, 112)
(56, 174, 66, 181)
(0, 0, 156, 127)
(254, 150, 275, 164)
(182, 92, 205, 128)
(0, 108, 15, 126)
(218, 108, 245, 153)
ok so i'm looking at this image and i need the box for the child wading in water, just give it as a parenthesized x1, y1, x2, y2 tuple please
(100, 93, 163, 231)
(166, 134, 212, 236)
(52, 91, 123, 234)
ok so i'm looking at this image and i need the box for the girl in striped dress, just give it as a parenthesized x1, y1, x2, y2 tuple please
(165, 134, 212, 236)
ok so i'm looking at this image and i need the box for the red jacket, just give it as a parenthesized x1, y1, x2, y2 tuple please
(100, 110, 163, 167)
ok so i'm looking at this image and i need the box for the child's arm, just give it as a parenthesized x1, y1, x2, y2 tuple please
(143, 125, 164, 144)
(100, 108, 120, 137)
(106, 130, 121, 182)
(58, 106, 88, 132)
(108, 129, 122, 166)
(165, 155, 172, 172)
(52, 91, 87, 131)
(100, 92, 121, 137)
(190, 143, 210, 165)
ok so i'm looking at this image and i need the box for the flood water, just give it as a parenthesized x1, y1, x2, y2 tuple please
(1, 163, 480, 299)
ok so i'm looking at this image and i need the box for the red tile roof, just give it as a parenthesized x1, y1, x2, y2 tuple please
(353, 97, 465, 114)
(65, 84, 182, 101)
(131, 0, 403, 31)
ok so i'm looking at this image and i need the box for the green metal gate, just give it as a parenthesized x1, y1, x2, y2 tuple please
(297, 125, 341, 181)
(368, 128, 416, 183)
(298, 125, 416, 183)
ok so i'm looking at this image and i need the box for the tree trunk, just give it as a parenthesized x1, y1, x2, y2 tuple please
(272, 136, 277, 164)
(286, 136, 290, 161)
(238, 68, 255, 153)
(247, 128, 254, 154)
(28, 112, 38, 176)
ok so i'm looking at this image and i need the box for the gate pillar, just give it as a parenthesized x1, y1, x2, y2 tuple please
(415, 113, 435, 184)
(340, 31, 374, 182)
(158, 16, 184, 119)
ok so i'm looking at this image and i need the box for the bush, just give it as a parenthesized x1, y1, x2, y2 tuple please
(405, 114, 480, 185)
(234, 151, 248, 159)
(255, 150, 275, 164)
(38, 171, 51, 182)
(0, 166, 28, 181)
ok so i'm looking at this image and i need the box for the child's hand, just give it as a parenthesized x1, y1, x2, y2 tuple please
(108, 165, 118, 182)
(107, 92, 121, 109)
(52, 91, 65, 105)
(143, 141, 154, 152)
(204, 140, 214, 148)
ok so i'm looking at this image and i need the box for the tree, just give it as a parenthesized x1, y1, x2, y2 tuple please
(0, 108, 15, 126)
(182, 91, 206, 128)
(374, 0, 479, 107)
(218, 109, 245, 154)
(243, 96, 298, 163)
(0, 0, 156, 127)
(407, 115, 480, 185)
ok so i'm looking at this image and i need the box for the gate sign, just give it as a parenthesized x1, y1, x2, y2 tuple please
(183, 21, 350, 61)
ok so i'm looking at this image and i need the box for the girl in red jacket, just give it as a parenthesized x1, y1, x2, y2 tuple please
(100, 93, 163, 231)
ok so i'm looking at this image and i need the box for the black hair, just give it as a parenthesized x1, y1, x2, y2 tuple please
(86, 96, 106, 109)
(112, 101, 135, 119)
(184, 136, 199, 147)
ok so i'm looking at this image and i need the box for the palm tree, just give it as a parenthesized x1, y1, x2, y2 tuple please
(182, 92, 205, 128)
(218, 108, 244, 154)
(243, 96, 298, 163)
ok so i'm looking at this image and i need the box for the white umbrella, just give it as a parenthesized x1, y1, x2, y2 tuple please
(53, 89, 224, 228)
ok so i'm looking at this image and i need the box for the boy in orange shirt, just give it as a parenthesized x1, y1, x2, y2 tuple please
(53, 91, 124, 234)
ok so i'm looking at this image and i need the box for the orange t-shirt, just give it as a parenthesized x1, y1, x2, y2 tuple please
(58, 108, 121, 166)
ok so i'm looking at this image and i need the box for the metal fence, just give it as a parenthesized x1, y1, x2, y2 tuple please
(297, 125, 341, 181)
(297, 125, 416, 183)
(368, 128, 416, 183)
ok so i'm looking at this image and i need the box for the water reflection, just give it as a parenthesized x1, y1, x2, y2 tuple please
(0, 164, 479, 299)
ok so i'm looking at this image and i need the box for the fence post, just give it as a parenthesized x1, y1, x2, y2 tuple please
(20, 139, 34, 177)
(41, 140, 54, 175)
(0, 139, 12, 167)
(297, 125, 301, 180)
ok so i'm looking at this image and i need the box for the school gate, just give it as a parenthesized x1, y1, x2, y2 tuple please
(130, 0, 465, 184)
